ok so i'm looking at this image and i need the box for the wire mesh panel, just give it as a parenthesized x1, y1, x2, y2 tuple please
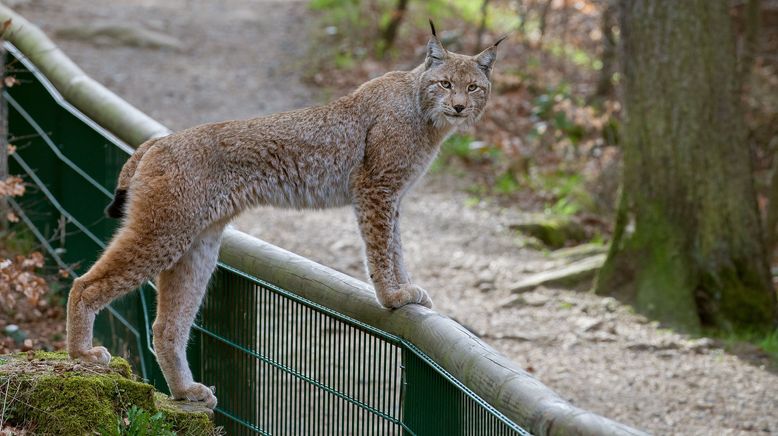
(3, 42, 530, 435)
(196, 266, 406, 435)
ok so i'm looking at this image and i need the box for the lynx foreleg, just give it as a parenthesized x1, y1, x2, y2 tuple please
(152, 223, 224, 409)
(391, 209, 411, 284)
(354, 186, 431, 309)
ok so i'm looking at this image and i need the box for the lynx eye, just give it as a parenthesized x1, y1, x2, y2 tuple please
(439, 80, 452, 89)
(467, 84, 478, 92)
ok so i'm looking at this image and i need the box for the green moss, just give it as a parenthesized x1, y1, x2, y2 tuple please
(29, 350, 69, 361)
(595, 201, 701, 332)
(22, 375, 150, 434)
(6, 366, 154, 434)
(154, 392, 216, 436)
(0, 354, 212, 435)
(513, 216, 586, 248)
(700, 261, 776, 332)
(109, 356, 134, 379)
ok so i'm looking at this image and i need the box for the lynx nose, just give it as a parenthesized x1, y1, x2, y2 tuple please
(454, 105, 465, 113)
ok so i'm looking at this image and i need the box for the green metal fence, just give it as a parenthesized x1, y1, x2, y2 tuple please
(4, 42, 531, 435)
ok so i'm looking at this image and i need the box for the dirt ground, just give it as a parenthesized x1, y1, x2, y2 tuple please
(11, 0, 777, 434)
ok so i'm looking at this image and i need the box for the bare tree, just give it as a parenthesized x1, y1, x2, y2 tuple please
(378, 0, 409, 58)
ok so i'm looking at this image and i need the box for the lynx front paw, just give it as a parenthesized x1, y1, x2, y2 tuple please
(174, 383, 218, 409)
(69, 346, 111, 365)
(379, 284, 433, 309)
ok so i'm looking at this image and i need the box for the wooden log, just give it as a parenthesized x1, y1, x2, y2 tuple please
(220, 228, 646, 436)
(509, 254, 606, 293)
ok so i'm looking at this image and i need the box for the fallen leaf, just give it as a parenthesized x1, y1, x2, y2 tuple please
(3, 76, 19, 88)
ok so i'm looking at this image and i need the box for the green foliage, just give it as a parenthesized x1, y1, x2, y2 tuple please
(713, 328, 778, 367)
(758, 330, 778, 363)
(494, 171, 520, 194)
(530, 83, 586, 147)
(431, 134, 501, 172)
(545, 40, 600, 71)
(106, 406, 175, 436)
(0, 225, 38, 256)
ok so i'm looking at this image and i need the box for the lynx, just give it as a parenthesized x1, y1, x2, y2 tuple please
(67, 22, 504, 408)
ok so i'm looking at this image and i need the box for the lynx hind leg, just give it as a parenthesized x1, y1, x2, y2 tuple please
(67, 222, 198, 365)
(152, 223, 224, 409)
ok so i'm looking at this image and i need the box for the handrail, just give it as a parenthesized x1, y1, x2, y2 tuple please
(0, 4, 647, 435)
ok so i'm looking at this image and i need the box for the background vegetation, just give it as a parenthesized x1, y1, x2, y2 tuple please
(304, 0, 778, 345)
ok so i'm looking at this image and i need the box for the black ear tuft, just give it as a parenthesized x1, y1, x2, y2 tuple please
(493, 33, 509, 47)
(425, 20, 447, 69)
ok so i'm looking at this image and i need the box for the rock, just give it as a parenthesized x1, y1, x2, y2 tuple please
(55, 23, 182, 50)
(683, 338, 716, 353)
(0, 351, 214, 435)
(499, 295, 525, 308)
(509, 254, 606, 293)
(625, 341, 681, 352)
(524, 292, 552, 307)
(3, 324, 27, 345)
(475, 270, 495, 285)
(509, 216, 587, 248)
(475, 270, 496, 292)
(575, 317, 604, 332)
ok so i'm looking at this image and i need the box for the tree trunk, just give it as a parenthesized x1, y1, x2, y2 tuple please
(594, 0, 777, 333)
(738, 0, 760, 80)
(378, 0, 409, 59)
(0, 43, 7, 232)
(476, 0, 491, 51)
(591, 0, 617, 101)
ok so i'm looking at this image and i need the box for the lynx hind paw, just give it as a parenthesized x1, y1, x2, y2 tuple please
(70, 346, 112, 365)
(176, 383, 218, 409)
(380, 284, 433, 309)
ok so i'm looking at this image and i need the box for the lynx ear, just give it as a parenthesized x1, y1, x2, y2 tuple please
(474, 34, 507, 77)
(425, 19, 447, 69)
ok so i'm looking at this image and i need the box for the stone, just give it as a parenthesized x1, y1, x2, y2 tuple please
(509, 216, 587, 248)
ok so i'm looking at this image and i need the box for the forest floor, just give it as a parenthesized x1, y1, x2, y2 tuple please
(10, 0, 777, 434)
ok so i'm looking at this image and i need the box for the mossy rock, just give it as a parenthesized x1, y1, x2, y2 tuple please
(510, 216, 587, 248)
(0, 351, 214, 435)
(155, 393, 215, 435)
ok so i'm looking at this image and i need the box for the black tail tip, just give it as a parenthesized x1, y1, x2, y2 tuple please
(105, 189, 128, 219)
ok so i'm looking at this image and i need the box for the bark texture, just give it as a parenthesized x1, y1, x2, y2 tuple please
(595, 0, 777, 332)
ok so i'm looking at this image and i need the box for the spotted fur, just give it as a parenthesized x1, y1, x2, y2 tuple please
(67, 24, 502, 408)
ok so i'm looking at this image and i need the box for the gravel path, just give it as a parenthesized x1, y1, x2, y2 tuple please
(15, 0, 777, 434)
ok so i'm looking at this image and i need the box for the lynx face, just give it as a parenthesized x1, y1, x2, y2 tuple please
(418, 30, 500, 129)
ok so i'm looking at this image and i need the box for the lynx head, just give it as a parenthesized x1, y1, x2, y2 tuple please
(419, 20, 506, 129)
